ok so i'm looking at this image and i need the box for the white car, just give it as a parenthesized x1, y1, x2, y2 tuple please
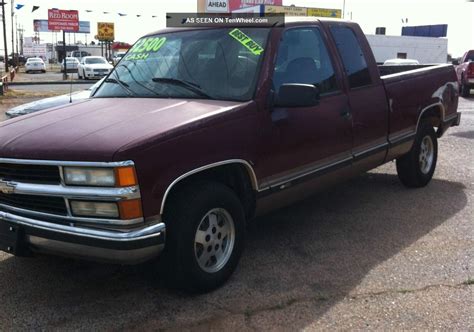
(61, 57, 80, 72)
(77, 56, 113, 80)
(25, 58, 46, 73)
(113, 52, 127, 66)
(383, 58, 420, 66)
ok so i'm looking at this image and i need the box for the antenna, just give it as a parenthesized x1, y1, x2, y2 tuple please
(69, 60, 73, 103)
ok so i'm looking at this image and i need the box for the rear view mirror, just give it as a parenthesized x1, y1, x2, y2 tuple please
(276, 84, 320, 107)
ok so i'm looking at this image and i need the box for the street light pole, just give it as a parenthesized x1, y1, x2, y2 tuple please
(1, 1, 9, 71)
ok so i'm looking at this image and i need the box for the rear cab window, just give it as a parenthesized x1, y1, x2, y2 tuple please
(329, 26, 372, 89)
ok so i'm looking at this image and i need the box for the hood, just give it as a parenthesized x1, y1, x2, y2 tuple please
(0, 97, 245, 161)
(6, 90, 90, 118)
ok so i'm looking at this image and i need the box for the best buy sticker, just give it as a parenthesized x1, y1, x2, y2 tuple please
(229, 29, 264, 56)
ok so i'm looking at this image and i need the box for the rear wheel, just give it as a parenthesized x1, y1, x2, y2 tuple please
(163, 182, 245, 293)
(396, 122, 438, 188)
(461, 81, 471, 97)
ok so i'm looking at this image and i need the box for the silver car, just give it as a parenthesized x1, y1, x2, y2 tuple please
(61, 57, 80, 72)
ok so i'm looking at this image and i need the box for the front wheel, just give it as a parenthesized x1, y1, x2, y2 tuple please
(396, 122, 438, 188)
(163, 182, 245, 293)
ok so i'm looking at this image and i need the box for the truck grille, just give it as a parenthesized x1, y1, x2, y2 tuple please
(0, 193, 67, 215)
(0, 163, 61, 184)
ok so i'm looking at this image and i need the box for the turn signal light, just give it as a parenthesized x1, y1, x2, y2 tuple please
(115, 166, 138, 187)
(118, 199, 143, 220)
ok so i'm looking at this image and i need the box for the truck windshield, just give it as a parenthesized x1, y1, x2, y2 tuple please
(94, 28, 269, 101)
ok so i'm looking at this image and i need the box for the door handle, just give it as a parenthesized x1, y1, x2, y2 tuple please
(340, 107, 352, 120)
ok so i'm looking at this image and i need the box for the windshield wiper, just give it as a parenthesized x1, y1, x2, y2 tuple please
(104, 76, 136, 96)
(151, 77, 212, 99)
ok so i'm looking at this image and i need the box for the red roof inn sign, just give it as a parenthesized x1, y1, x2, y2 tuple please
(48, 9, 79, 32)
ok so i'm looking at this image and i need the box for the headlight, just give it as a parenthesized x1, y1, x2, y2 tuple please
(70, 200, 119, 218)
(70, 199, 143, 219)
(63, 167, 116, 186)
(63, 166, 137, 187)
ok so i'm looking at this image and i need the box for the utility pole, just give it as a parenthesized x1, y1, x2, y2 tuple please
(10, 0, 14, 65)
(1, 1, 9, 71)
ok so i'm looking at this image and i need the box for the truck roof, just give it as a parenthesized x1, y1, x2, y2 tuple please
(144, 17, 353, 37)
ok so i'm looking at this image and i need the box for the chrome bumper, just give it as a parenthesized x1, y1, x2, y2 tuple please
(0, 210, 166, 264)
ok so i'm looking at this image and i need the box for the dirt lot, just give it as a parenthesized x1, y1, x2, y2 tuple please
(0, 95, 472, 330)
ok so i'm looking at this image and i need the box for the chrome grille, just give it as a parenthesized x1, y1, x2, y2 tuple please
(0, 163, 61, 184)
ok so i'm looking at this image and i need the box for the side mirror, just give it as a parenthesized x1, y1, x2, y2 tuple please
(452, 59, 459, 66)
(276, 83, 320, 107)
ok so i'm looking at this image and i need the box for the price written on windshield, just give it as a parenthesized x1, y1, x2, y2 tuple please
(125, 37, 167, 61)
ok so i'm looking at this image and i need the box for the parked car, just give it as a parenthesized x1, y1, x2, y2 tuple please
(5, 78, 104, 119)
(60, 57, 80, 73)
(383, 58, 420, 65)
(77, 56, 113, 79)
(0, 19, 460, 292)
(453, 50, 474, 97)
(25, 58, 46, 73)
(113, 52, 127, 66)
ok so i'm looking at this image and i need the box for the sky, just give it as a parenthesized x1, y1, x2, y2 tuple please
(0, 0, 473, 57)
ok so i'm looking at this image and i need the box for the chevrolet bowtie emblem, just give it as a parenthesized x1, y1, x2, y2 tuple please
(0, 179, 16, 195)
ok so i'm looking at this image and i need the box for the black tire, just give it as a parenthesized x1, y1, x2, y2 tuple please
(461, 81, 470, 97)
(78, 71, 82, 79)
(396, 122, 438, 188)
(163, 181, 245, 293)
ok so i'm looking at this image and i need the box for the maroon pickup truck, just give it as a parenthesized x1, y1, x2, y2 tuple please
(454, 50, 474, 97)
(0, 19, 460, 292)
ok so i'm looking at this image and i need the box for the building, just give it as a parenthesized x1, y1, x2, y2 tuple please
(366, 34, 448, 64)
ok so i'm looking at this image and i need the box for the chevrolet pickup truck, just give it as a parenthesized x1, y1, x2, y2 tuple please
(454, 50, 474, 97)
(0, 19, 460, 292)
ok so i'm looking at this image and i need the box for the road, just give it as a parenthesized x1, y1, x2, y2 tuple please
(0, 96, 472, 330)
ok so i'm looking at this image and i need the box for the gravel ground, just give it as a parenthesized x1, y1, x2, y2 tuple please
(0, 96, 472, 330)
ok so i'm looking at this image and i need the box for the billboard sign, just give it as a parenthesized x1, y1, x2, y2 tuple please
(199, 0, 282, 13)
(97, 22, 115, 41)
(229, 0, 282, 11)
(48, 9, 79, 32)
(307, 8, 342, 18)
(265, 5, 307, 16)
(34, 19, 90, 33)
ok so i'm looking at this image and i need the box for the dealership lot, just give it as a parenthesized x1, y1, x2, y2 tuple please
(0, 95, 472, 330)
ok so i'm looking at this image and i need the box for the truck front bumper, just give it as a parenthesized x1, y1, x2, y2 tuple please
(0, 211, 165, 264)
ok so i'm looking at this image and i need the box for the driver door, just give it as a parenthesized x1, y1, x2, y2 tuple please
(258, 26, 353, 192)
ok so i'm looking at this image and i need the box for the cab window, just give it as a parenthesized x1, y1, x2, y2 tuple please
(272, 28, 338, 95)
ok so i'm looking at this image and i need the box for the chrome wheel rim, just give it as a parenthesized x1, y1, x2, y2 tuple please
(194, 208, 235, 273)
(419, 135, 434, 174)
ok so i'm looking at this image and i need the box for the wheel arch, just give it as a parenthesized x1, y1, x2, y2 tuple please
(417, 102, 445, 137)
(160, 159, 258, 219)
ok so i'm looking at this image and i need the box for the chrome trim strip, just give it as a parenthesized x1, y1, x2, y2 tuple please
(444, 113, 459, 122)
(260, 155, 353, 192)
(389, 129, 416, 144)
(0, 203, 144, 226)
(353, 140, 388, 158)
(0, 158, 134, 168)
(0, 210, 164, 242)
(159, 159, 258, 215)
(7, 181, 140, 201)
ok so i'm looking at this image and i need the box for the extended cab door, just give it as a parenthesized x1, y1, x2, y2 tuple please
(259, 26, 353, 190)
(327, 23, 389, 164)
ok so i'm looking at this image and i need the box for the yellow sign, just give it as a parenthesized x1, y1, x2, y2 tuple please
(97, 22, 114, 41)
(265, 5, 307, 16)
(307, 8, 342, 18)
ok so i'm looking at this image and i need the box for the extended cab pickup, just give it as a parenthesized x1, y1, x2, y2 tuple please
(0, 19, 460, 292)
(454, 50, 474, 97)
